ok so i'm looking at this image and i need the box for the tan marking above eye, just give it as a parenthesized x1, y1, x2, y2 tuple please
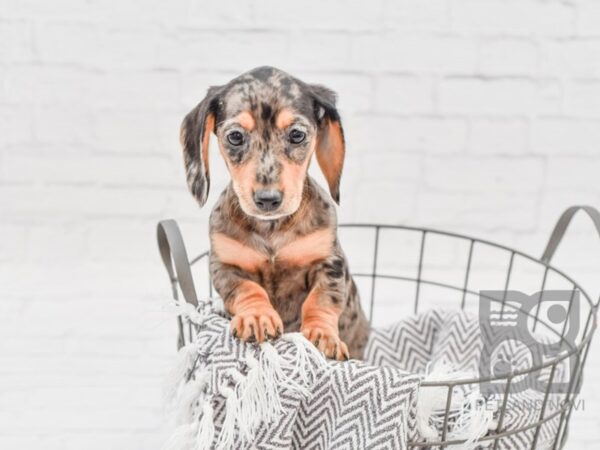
(237, 111, 256, 131)
(277, 228, 333, 266)
(212, 233, 267, 273)
(275, 108, 295, 129)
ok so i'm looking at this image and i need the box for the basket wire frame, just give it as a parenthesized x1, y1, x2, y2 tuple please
(158, 206, 600, 449)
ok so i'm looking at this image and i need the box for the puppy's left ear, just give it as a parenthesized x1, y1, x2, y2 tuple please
(180, 85, 222, 207)
(311, 84, 345, 204)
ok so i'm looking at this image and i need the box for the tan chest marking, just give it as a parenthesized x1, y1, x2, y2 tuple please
(212, 228, 334, 272)
(212, 233, 267, 273)
(276, 228, 333, 266)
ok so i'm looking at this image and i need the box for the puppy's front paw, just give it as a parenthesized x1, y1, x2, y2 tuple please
(230, 305, 283, 343)
(301, 324, 349, 361)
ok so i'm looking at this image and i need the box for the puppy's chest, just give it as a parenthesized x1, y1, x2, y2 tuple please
(211, 228, 334, 273)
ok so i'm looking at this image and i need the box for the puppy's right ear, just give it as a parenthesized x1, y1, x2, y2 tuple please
(180, 86, 222, 207)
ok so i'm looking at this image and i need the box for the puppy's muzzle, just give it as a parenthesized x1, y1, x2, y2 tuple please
(253, 189, 283, 212)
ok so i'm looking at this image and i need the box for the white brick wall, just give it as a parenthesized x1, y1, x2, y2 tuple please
(1, 0, 600, 448)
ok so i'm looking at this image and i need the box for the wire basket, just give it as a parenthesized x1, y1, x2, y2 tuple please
(157, 205, 600, 449)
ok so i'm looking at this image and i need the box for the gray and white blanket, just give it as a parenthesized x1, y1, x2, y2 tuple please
(163, 302, 567, 450)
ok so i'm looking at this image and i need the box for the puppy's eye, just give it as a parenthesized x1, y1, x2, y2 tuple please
(289, 129, 306, 144)
(227, 131, 244, 146)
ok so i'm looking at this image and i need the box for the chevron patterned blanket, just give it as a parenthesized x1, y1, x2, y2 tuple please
(364, 309, 566, 450)
(163, 303, 565, 450)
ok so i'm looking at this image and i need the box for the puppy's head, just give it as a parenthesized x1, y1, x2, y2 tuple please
(180, 66, 345, 220)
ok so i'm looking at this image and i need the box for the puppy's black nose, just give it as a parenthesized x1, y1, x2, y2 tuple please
(253, 189, 283, 212)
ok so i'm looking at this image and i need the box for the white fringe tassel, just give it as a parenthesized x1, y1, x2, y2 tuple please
(216, 384, 239, 450)
(235, 353, 270, 441)
(176, 372, 210, 425)
(416, 361, 497, 450)
(161, 423, 198, 450)
(167, 298, 209, 325)
(197, 401, 215, 450)
(163, 342, 201, 405)
(261, 342, 311, 398)
(283, 332, 328, 384)
(164, 301, 330, 450)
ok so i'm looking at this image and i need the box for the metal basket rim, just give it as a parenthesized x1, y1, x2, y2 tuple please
(337, 223, 595, 308)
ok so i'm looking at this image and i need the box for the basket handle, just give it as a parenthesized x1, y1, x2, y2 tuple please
(541, 205, 600, 265)
(156, 219, 198, 306)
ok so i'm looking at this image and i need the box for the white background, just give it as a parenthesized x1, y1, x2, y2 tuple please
(1, 0, 600, 448)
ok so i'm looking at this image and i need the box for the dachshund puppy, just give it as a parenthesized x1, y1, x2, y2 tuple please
(180, 66, 369, 360)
